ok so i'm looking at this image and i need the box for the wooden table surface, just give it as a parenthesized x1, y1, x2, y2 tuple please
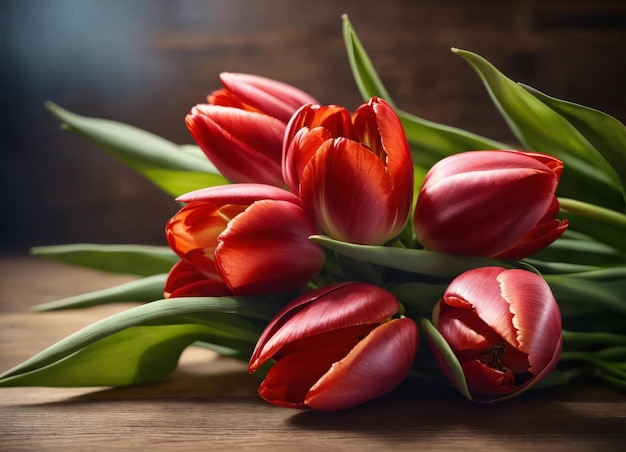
(1, 256, 624, 451)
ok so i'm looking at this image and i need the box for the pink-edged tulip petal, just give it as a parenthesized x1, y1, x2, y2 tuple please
(177, 183, 301, 206)
(219, 72, 318, 122)
(249, 282, 399, 370)
(442, 267, 520, 349)
(305, 317, 418, 411)
(186, 105, 286, 186)
(496, 269, 563, 374)
(462, 360, 517, 396)
(215, 199, 325, 295)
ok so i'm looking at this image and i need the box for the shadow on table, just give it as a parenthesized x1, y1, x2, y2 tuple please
(287, 380, 626, 444)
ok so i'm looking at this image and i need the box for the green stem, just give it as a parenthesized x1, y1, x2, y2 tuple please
(559, 197, 626, 228)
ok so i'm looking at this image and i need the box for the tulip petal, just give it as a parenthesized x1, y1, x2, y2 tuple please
(249, 283, 399, 371)
(300, 138, 402, 245)
(353, 97, 414, 213)
(305, 317, 418, 411)
(186, 105, 286, 186)
(282, 127, 331, 193)
(176, 183, 301, 205)
(462, 360, 517, 396)
(284, 104, 354, 149)
(220, 72, 318, 123)
(493, 218, 569, 260)
(257, 351, 336, 409)
(165, 203, 230, 279)
(164, 260, 231, 298)
(497, 270, 562, 375)
(215, 200, 324, 296)
(442, 267, 519, 348)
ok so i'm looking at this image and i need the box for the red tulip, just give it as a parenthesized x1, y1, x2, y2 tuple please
(186, 73, 318, 187)
(249, 282, 419, 411)
(166, 184, 325, 296)
(413, 150, 568, 259)
(426, 266, 562, 401)
(282, 97, 414, 245)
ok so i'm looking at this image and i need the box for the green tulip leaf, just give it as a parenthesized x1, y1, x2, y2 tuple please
(390, 282, 446, 316)
(45, 102, 222, 196)
(398, 111, 509, 169)
(342, 14, 395, 106)
(31, 244, 178, 276)
(544, 272, 626, 315)
(421, 318, 472, 401)
(310, 235, 512, 279)
(342, 15, 507, 169)
(0, 324, 217, 387)
(0, 296, 264, 383)
(143, 168, 229, 197)
(521, 83, 626, 193)
(452, 49, 623, 210)
(32, 274, 168, 312)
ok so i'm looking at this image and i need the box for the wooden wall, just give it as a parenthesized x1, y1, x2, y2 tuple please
(1, 0, 623, 252)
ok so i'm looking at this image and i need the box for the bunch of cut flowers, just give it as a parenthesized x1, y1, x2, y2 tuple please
(1, 16, 624, 410)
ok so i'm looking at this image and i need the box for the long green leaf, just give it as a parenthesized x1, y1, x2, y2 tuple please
(342, 14, 395, 105)
(32, 274, 168, 312)
(521, 83, 626, 193)
(31, 244, 178, 276)
(0, 296, 262, 381)
(310, 235, 512, 279)
(452, 49, 623, 209)
(45, 102, 222, 196)
(342, 15, 508, 168)
(0, 324, 212, 387)
(143, 168, 228, 197)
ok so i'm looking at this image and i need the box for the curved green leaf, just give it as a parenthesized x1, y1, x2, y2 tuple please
(452, 49, 623, 209)
(31, 244, 178, 276)
(32, 274, 168, 312)
(309, 235, 512, 279)
(45, 102, 222, 196)
(398, 111, 509, 169)
(0, 324, 211, 387)
(421, 318, 472, 401)
(341, 15, 507, 168)
(143, 168, 229, 197)
(0, 296, 263, 381)
(342, 14, 395, 105)
(521, 83, 626, 192)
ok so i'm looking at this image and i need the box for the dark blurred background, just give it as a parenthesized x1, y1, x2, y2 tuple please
(1, 0, 624, 254)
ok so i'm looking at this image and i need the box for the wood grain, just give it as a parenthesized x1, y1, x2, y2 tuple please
(0, 257, 624, 451)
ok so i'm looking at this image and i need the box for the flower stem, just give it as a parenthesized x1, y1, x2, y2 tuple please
(558, 197, 626, 228)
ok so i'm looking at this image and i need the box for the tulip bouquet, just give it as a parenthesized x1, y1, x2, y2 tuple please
(1, 16, 624, 410)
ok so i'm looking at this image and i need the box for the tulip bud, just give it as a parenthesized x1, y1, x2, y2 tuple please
(413, 150, 568, 259)
(187, 73, 318, 187)
(282, 97, 414, 245)
(166, 184, 325, 296)
(249, 282, 419, 411)
(424, 266, 562, 402)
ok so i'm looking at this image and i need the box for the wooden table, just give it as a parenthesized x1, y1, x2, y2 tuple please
(1, 256, 624, 451)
